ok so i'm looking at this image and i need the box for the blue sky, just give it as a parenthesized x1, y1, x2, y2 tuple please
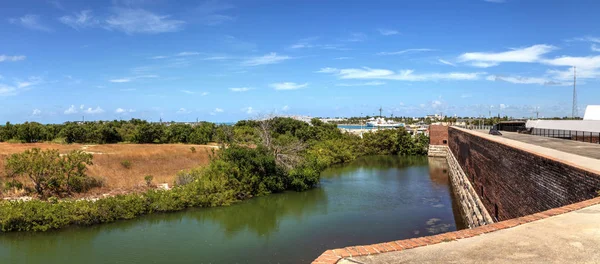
(1, 0, 600, 123)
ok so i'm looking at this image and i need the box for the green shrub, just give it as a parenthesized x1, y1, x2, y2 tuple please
(144, 175, 153, 187)
(120, 160, 132, 169)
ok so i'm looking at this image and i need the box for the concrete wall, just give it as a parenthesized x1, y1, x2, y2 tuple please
(429, 125, 449, 145)
(448, 127, 600, 221)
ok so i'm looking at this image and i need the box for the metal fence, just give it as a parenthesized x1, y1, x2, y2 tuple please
(531, 128, 600, 144)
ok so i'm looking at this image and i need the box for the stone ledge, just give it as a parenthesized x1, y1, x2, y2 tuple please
(311, 196, 600, 264)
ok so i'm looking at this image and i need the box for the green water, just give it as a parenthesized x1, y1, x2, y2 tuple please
(0, 156, 463, 264)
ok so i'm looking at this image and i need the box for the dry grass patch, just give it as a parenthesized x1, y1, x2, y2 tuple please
(0, 143, 215, 198)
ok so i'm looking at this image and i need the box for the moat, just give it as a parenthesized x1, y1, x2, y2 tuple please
(0, 156, 464, 264)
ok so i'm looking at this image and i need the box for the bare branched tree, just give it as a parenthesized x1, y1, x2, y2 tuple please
(255, 114, 307, 170)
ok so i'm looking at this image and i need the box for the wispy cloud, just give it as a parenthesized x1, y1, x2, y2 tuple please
(458, 44, 555, 66)
(229, 87, 252, 92)
(320, 67, 484, 81)
(346, 32, 367, 42)
(192, 0, 235, 25)
(64, 105, 78, 114)
(201, 91, 209, 96)
(270, 82, 308, 90)
(592, 44, 600, 52)
(486, 75, 565, 85)
(282, 105, 289, 111)
(109, 75, 158, 83)
(210, 107, 224, 115)
(0, 55, 26, 62)
(16, 76, 43, 89)
(177, 51, 201, 56)
(115, 108, 135, 114)
(334, 57, 353, 60)
(110, 78, 131, 83)
(316, 67, 339, 73)
(438, 59, 456, 67)
(242, 52, 291, 66)
(176, 108, 191, 114)
(242, 106, 254, 114)
(180, 90, 195, 94)
(336, 81, 386, 87)
(84, 106, 105, 114)
(32, 109, 41, 116)
(377, 29, 399, 36)
(484, 0, 506, 3)
(59, 10, 100, 30)
(106, 8, 185, 34)
(9, 14, 52, 32)
(377, 48, 435, 56)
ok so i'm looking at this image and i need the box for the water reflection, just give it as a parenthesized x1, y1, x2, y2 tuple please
(0, 156, 464, 264)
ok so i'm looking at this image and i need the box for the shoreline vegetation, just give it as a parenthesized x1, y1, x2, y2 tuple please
(0, 117, 429, 232)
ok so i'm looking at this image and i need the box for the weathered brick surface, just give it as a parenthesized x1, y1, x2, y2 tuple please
(429, 125, 449, 145)
(448, 127, 600, 221)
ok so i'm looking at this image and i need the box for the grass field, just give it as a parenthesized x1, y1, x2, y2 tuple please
(0, 142, 216, 198)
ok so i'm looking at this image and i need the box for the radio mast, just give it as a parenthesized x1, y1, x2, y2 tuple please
(572, 66, 578, 118)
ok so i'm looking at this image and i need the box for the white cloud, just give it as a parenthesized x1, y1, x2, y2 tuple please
(110, 78, 131, 83)
(486, 75, 565, 85)
(282, 105, 289, 111)
(9, 14, 52, 32)
(336, 81, 386, 87)
(431, 100, 442, 108)
(316, 67, 339, 73)
(458, 44, 555, 66)
(106, 8, 185, 34)
(346, 33, 367, 42)
(270, 82, 308, 90)
(176, 108, 191, 114)
(201, 91, 209, 96)
(541, 55, 600, 69)
(378, 29, 399, 36)
(229, 87, 252, 92)
(438, 59, 456, 67)
(242, 107, 254, 114)
(334, 57, 353, 60)
(177, 51, 201, 56)
(16, 76, 43, 89)
(592, 44, 600, 52)
(151, 55, 168, 59)
(64, 105, 78, 114)
(469, 62, 499, 68)
(321, 67, 483, 81)
(484, 0, 506, 3)
(0, 55, 26, 62)
(115, 108, 135, 114)
(377, 48, 435, 56)
(84, 106, 105, 114)
(181, 90, 195, 94)
(194, 0, 235, 25)
(214, 108, 224, 113)
(32, 109, 41, 116)
(59, 10, 99, 30)
(109, 75, 158, 83)
(242, 52, 291, 66)
(460, 94, 472, 98)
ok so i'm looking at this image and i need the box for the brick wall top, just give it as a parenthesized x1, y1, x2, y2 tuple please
(450, 126, 600, 175)
(429, 125, 449, 145)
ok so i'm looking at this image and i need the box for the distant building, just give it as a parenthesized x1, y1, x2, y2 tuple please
(584, 105, 600, 121)
(425, 114, 445, 120)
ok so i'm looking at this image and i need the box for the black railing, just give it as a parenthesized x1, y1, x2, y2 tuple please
(531, 128, 600, 144)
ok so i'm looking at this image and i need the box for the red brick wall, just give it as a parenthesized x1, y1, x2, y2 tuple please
(448, 127, 600, 221)
(429, 125, 449, 145)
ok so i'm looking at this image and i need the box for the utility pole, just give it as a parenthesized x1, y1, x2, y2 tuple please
(572, 66, 578, 118)
(379, 106, 382, 118)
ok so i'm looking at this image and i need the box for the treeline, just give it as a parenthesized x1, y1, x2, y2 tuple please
(0, 119, 226, 144)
